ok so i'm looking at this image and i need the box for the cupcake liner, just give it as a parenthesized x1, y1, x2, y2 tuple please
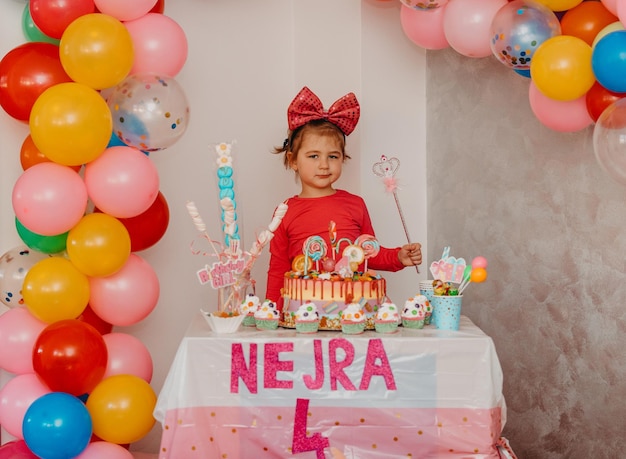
(341, 321, 366, 335)
(295, 320, 320, 334)
(374, 321, 399, 334)
(242, 314, 256, 326)
(402, 317, 425, 329)
(255, 318, 279, 330)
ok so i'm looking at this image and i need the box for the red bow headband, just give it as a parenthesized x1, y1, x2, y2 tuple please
(287, 87, 360, 136)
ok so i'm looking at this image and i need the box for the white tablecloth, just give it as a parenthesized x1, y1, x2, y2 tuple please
(155, 314, 510, 459)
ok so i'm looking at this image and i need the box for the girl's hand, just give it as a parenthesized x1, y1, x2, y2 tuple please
(399, 243, 422, 267)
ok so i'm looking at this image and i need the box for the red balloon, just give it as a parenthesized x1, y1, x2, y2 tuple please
(77, 304, 113, 335)
(33, 319, 108, 396)
(29, 0, 97, 39)
(586, 81, 626, 122)
(97, 191, 170, 252)
(0, 440, 38, 459)
(0, 42, 72, 121)
(150, 0, 165, 13)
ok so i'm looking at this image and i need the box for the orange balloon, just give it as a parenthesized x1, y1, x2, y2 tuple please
(20, 134, 81, 172)
(561, 1, 618, 46)
(470, 267, 488, 283)
(86, 374, 156, 444)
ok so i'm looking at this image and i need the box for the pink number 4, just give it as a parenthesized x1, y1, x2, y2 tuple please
(292, 398, 329, 458)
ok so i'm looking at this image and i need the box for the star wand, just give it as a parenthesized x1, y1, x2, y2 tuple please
(372, 155, 419, 274)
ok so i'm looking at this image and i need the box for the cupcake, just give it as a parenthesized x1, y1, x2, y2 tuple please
(295, 301, 320, 334)
(340, 302, 366, 335)
(374, 301, 400, 334)
(241, 293, 261, 326)
(413, 294, 432, 325)
(401, 297, 426, 329)
(254, 299, 280, 330)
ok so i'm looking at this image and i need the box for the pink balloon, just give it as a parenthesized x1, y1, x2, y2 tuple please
(0, 440, 39, 459)
(471, 256, 488, 269)
(75, 441, 133, 459)
(0, 373, 51, 439)
(443, 0, 508, 57)
(400, 5, 449, 50)
(88, 254, 160, 326)
(125, 13, 188, 76)
(602, 0, 617, 15)
(103, 332, 153, 382)
(529, 81, 594, 133)
(12, 163, 88, 236)
(93, 0, 157, 21)
(84, 146, 159, 219)
(0, 307, 47, 374)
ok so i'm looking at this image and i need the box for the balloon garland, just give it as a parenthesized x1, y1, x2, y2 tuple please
(0, 1, 188, 455)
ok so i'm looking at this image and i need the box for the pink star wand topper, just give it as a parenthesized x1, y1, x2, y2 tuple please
(372, 155, 419, 274)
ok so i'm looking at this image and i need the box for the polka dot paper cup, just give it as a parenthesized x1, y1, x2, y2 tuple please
(431, 295, 462, 331)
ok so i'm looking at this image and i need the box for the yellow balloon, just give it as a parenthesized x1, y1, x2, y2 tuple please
(67, 213, 131, 277)
(86, 374, 157, 444)
(29, 82, 112, 166)
(530, 35, 595, 101)
(534, 0, 582, 11)
(23, 256, 90, 323)
(592, 22, 625, 49)
(60, 13, 134, 90)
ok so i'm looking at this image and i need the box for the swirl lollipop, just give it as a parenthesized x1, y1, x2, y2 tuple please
(355, 234, 380, 272)
(303, 235, 327, 274)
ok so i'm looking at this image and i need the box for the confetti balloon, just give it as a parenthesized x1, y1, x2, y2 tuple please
(490, 0, 561, 70)
(106, 74, 190, 151)
(593, 97, 626, 186)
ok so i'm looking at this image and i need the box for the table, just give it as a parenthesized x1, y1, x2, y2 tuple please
(155, 314, 513, 459)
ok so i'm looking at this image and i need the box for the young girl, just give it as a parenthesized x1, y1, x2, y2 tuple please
(265, 86, 422, 309)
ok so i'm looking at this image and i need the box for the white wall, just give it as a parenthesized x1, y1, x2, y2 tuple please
(0, 0, 426, 452)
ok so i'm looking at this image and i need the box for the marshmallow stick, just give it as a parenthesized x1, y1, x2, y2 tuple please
(186, 201, 222, 259)
(372, 155, 419, 274)
(244, 202, 288, 273)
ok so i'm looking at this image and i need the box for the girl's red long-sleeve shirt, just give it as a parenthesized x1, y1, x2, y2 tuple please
(265, 189, 404, 308)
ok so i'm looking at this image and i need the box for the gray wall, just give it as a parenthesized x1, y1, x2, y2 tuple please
(427, 48, 626, 458)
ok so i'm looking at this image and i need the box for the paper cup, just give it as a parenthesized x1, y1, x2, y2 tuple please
(431, 295, 462, 331)
(419, 280, 435, 325)
(419, 280, 434, 301)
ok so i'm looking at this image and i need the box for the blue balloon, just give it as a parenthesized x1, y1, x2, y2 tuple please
(22, 392, 92, 459)
(513, 68, 531, 78)
(592, 31, 626, 93)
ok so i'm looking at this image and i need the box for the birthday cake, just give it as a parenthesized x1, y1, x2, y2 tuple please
(279, 230, 387, 330)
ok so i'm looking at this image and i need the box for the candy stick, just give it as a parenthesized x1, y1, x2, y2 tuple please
(244, 202, 288, 273)
(328, 221, 337, 261)
(372, 155, 419, 274)
(186, 201, 222, 259)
